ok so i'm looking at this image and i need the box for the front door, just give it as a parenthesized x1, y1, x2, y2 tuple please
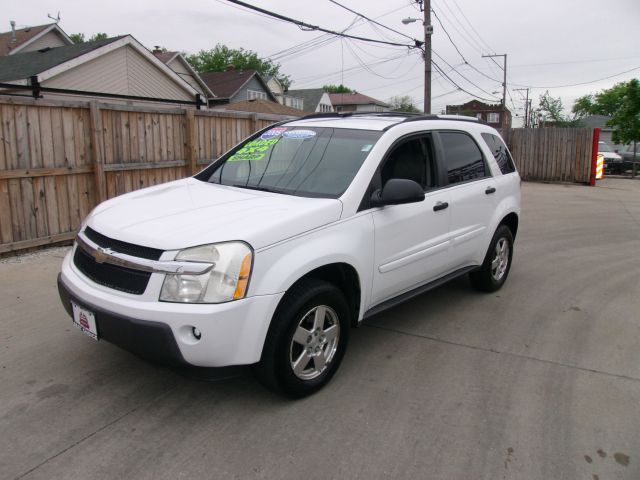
(369, 134, 453, 306)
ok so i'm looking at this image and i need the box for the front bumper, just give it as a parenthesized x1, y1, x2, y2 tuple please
(59, 251, 284, 368)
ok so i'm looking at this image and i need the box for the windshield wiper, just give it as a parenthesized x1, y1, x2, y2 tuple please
(232, 184, 280, 193)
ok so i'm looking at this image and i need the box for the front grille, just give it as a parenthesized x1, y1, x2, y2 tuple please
(74, 247, 151, 295)
(84, 227, 163, 260)
(74, 227, 164, 295)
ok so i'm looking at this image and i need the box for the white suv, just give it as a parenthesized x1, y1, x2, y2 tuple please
(58, 113, 521, 397)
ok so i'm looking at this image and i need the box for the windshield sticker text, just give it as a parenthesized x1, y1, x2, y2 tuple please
(261, 127, 288, 140)
(282, 130, 316, 140)
(228, 138, 279, 161)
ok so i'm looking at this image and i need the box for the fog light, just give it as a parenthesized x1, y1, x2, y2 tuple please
(192, 327, 202, 340)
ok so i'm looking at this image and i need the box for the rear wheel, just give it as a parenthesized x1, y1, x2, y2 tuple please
(255, 279, 350, 398)
(470, 225, 514, 292)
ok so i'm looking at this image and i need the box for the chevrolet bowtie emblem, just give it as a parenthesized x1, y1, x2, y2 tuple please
(92, 246, 112, 264)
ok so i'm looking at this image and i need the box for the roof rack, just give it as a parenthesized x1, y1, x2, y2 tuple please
(382, 114, 485, 131)
(299, 111, 422, 121)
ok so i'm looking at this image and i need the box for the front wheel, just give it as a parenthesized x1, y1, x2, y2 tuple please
(470, 225, 514, 292)
(255, 279, 350, 398)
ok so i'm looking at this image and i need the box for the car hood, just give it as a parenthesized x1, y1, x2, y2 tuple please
(86, 178, 343, 251)
(599, 151, 622, 160)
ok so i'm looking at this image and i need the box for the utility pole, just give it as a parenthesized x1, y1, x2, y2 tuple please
(403, 1, 432, 113)
(416, 0, 432, 114)
(514, 87, 530, 127)
(482, 53, 507, 107)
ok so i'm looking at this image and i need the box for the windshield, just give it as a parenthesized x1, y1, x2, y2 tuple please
(201, 126, 382, 198)
(598, 142, 613, 152)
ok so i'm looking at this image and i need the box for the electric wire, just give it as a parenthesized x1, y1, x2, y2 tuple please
(509, 66, 640, 89)
(327, 0, 418, 42)
(224, 0, 422, 50)
(451, 0, 495, 53)
(431, 60, 498, 103)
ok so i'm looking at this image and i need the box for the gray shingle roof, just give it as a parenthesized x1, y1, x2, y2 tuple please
(285, 88, 327, 113)
(0, 36, 123, 82)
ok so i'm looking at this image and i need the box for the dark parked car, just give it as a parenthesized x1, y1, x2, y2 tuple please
(599, 141, 624, 174)
(611, 144, 639, 175)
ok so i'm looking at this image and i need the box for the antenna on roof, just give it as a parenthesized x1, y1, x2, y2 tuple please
(47, 11, 61, 23)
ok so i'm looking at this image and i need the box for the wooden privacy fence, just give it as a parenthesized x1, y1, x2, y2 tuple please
(0, 96, 598, 256)
(503, 128, 595, 183)
(0, 95, 287, 254)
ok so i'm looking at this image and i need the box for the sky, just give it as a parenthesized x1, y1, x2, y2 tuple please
(3, 0, 640, 126)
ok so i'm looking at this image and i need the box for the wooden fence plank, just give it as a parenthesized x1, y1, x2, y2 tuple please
(32, 176, 48, 237)
(14, 105, 30, 169)
(0, 180, 13, 243)
(1, 105, 18, 169)
(27, 106, 43, 169)
(89, 102, 107, 203)
(185, 110, 197, 176)
(8, 178, 24, 240)
(0, 107, 6, 170)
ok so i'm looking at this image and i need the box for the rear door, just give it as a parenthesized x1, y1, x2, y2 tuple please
(435, 131, 497, 268)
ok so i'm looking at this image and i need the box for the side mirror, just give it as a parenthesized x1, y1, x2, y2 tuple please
(371, 178, 425, 207)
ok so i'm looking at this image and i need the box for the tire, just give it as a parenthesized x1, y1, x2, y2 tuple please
(469, 225, 514, 292)
(255, 279, 350, 398)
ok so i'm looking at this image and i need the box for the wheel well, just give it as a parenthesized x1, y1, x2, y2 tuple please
(291, 263, 361, 327)
(499, 212, 519, 239)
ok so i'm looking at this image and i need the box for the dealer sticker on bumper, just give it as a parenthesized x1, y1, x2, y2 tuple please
(71, 302, 98, 340)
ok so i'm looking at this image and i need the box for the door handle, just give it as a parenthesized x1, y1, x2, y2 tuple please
(433, 201, 449, 212)
(485, 187, 496, 194)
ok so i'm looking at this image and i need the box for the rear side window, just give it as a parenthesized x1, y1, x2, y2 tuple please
(482, 133, 516, 174)
(439, 132, 487, 185)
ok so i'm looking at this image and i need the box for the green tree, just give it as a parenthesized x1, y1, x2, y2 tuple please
(388, 95, 420, 113)
(185, 44, 290, 88)
(322, 84, 355, 94)
(573, 79, 640, 145)
(536, 91, 582, 127)
(70, 32, 108, 44)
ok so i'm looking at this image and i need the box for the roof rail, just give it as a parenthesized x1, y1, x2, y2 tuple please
(299, 111, 423, 121)
(382, 114, 485, 131)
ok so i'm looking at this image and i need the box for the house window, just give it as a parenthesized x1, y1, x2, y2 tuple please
(487, 112, 500, 124)
(476, 113, 483, 120)
(284, 96, 303, 109)
(247, 89, 267, 101)
(319, 103, 332, 112)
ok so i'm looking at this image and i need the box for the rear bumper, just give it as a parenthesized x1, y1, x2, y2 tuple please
(59, 251, 284, 367)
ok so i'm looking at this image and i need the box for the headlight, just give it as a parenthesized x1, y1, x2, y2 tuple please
(160, 242, 253, 303)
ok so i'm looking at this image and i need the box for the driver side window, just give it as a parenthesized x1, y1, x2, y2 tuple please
(381, 135, 436, 190)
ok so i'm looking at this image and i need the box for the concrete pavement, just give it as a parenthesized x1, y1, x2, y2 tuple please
(1, 178, 639, 479)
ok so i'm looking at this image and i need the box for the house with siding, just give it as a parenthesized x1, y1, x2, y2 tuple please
(328, 92, 389, 113)
(0, 35, 202, 107)
(201, 67, 277, 106)
(0, 22, 73, 56)
(152, 49, 214, 101)
(285, 88, 333, 113)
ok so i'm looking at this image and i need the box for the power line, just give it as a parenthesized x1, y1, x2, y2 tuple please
(432, 50, 500, 100)
(224, 0, 422, 50)
(327, 0, 417, 43)
(343, 39, 420, 81)
(431, 60, 498, 103)
(510, 66, 640, 89)
(430, 7, 502, 84)
(450, 0, 494, 53)
(293, 52, 419, 87)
